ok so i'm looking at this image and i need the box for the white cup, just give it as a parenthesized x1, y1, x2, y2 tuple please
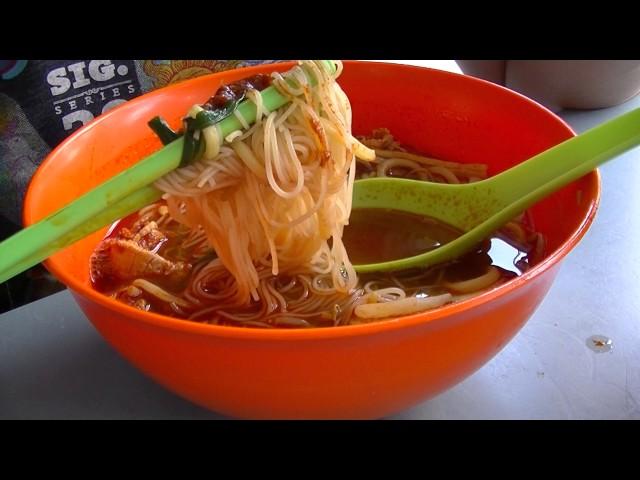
(456, 60, 640, 112)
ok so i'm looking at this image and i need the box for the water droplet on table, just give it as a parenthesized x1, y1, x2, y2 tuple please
(586, 335, 613, 353)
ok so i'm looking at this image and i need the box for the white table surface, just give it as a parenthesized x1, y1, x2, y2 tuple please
(1, 61, 639, 420)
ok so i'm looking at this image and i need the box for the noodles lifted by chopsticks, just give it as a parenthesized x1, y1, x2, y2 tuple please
(154, 60, 375, 305)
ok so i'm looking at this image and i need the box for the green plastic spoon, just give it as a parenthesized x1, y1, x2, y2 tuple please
(352, 107, 640, 273)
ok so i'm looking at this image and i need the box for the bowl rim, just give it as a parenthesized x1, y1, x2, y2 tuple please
(24, 60, 601, 341)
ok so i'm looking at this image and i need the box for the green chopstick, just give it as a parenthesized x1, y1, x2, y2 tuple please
(2, 185, 163, 284)
(0, 61, 336, 285)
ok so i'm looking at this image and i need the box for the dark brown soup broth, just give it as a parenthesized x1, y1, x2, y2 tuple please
(343, 208, 534, 295)
(93, 206, 536, 318)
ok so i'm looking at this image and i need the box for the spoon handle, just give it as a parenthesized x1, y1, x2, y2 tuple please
(488, 107, 640, 207)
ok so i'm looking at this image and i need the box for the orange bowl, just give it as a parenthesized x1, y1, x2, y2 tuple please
(23, 61, 600, 419)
